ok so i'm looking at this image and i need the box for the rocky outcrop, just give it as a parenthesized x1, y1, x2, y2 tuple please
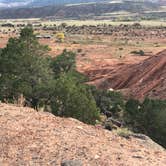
(0, 103, 166, 165)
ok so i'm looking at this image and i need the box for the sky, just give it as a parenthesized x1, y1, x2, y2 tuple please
(0, 0, 33, 8)
(0, 0, 158, 8)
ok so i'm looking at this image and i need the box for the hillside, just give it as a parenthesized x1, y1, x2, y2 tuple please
(0, 0, 102, 8)
(86, 50, 166, 100)
(0, 103, 166, 165)
(0, 0, 160, 8)
(0, 0, 160, 19)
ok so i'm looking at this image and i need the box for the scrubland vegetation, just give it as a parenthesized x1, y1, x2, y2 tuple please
(125, 98, 166, 148)
(0, 27, 166, 148)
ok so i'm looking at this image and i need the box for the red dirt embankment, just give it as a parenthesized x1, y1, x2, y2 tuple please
(86, 50, 166, 100)
(0, 103, 166, 165)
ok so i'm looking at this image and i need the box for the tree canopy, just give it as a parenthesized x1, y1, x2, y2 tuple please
(0, 27, 52, 108)
(0, 27, 100, 124)
(125, 98, 166, 148)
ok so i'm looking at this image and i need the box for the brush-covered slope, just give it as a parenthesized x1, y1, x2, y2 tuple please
(0, 103, 166, 165)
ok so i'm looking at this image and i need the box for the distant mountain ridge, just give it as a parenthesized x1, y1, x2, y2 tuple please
(0, 0, 162, 8)
(0, 0, 103, 8)
(0, 0, 160, 19)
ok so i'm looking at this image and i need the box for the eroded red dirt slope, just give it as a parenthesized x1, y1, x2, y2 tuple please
(86, 50, 166, 99)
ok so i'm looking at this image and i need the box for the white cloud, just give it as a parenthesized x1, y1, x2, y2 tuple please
(0, 0, 33, 8)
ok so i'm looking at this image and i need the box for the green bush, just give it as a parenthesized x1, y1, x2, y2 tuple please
(125, 98, 166, 148)
(50, 74, 100, 125)
(90, 86, 125, 118)
(0, 27, 53, 108)
(0, 27, 100, 125)
(51, 49, 76, 78)
(131, 50, 145, 56)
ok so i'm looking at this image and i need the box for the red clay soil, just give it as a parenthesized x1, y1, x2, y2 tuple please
(0, 103, 166, 165)
(86, 50, 166, 100)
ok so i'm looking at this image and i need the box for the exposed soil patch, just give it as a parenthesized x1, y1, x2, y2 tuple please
(86, 50, 166, 100)
(0, 103, 166, 165)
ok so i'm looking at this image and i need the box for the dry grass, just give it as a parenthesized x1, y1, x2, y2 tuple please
(41, 20, 166, 26)
(1, 19, 166, 27)
(114, 128, 133, 139)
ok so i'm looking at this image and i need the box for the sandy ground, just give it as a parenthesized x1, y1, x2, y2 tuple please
(0, 103, 166, 166)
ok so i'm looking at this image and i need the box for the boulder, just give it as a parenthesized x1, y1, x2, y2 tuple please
(61, 160, 83, 166)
